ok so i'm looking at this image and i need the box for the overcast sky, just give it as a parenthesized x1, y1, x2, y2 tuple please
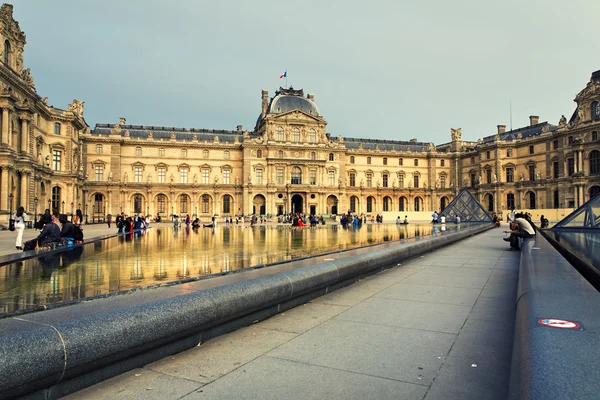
(13, 0, 600, 144)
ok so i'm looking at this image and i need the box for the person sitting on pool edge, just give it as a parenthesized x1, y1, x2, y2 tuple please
(503, 213, 535, 251)
(23, 211, 62, 251)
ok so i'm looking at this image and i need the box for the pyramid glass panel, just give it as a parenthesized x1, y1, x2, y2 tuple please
(553, 194, 600, 229)
(439, 189, 493, 223)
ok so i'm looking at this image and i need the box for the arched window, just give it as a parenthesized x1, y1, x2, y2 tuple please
(507, 193, 515, 210)
(276, 126, 284, 141)
(592, 101, 600, 121)
(350, 156, 355, 164)
(222, 195, 232, 214)
(3, 40, 10, 65)
(590, 150, 600, 175)
(309, 129, 316, 143)
(329, 153, 334, 161)
(367, 196, 374, 213)
(278, 150, 284, 159)
(155, 194, 166, 214)
(134, 194, 143, 214)
(414, 197, 421, 211)
(591, 186, 600, 200)
(292, 127, 300, 142)
(529, 192, 536, 209)
(257, 149, 262, 158)
(202, 194, 211, 213)
(179, 195, 189, 214)
(383, 196, 391, 211)
(440, 159, 445, 167)
(291, 167, 302, 184)
(399, 158, 403, 166)
(383, 157, 388, 165)
(202, 149, 209, 158)
(399, 196, 407, 211)
(350, 196, 357, 213)
(54, 123, 61, 135)
(51, 186, 61, 212)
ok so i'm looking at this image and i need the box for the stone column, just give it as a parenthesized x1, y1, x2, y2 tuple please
(0, 167, 8, 211)
(1, 108, 8, 145)
(579, 151, 585, 174)
(20, 118, 28, 153)
(19, 172, 28, 210)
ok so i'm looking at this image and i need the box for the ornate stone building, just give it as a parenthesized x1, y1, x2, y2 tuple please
(1, 3, 598, 224)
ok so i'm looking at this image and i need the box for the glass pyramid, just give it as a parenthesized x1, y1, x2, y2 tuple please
(552, 194, 600, 229)
(439, 189, 493, 223)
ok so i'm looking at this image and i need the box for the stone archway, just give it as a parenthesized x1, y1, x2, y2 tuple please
(327, 195, 338, 215)
(291, 194, 303, 214)
(253, 194, 266, 215)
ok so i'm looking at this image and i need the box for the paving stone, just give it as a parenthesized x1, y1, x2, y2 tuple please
(256, 302, 349, 334)
(375, 283, 482, 307)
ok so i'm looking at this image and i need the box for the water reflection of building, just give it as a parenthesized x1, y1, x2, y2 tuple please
(0, 3, 599, 226)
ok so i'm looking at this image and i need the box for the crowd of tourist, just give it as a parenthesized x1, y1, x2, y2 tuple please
(14, 208, 85, 251)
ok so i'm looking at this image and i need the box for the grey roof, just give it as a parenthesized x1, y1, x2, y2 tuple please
(91, 124, 244, 143)
(267, 95, 320, 117)
(480, 122, 558, 144)
(344, 137, 430, 152)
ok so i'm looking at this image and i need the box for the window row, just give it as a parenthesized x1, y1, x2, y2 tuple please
(274, 126, 319, 143)
(347, 196, 427, 213)
(348, 156, 441, 166)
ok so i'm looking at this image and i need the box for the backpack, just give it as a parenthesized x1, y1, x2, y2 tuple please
(73, 225, 84, 241)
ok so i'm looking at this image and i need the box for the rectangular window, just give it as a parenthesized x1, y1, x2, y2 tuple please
(95, 165, 103, 182)
(567, 158, 575, 176)
(180, 168, 188, 184)
(440, 159, 445, 167)
(136, 147, 142, 156)
(486, 151, 490, 159)
(328, 170, 335, 186)
(383, 158, 388, 165)
(277, 168, 284, 185)
(366, 174, 372, 187)
(440, 175, 446, 188)
(486, 169, 492, 184)
(553, 140, 558, 150)
(256, 169, 263, 184)
(414, 175, 419, 188)
(52, 150, 61, 171)
(202, 196, 209, 213)
(399, 158, 403, 166)
(507, 149, 512, 157)
(96, 144, 102, 154)
(553, 161, 559, 179)
(383, 174, 388, 188)
(202, 169, 210, 184)
(414, 159, 419, 166)
(181, 149, 187, 158)
(158, 167, 166, 183)
(157, 196, 166, 213)
(291, 169, 302, 184)
(506, 168, 514, 182)
(529, 145, 534, 155)
(159, 148, 165, 157)
(134, 167, 143, 183)
(309, 169, 317, 185)
(223, 170, 230, 184)
(528, 165, 535, 181)
(470, 173, 476, 187)
(349, 173, 356, 187)
(399, 175, 404, 188)
(470, 157, 475, 165)
(367, 157, 371, 165)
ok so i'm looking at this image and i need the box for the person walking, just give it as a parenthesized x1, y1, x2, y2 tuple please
(13, 206, 27, 250)
(107, 213, 112, 228)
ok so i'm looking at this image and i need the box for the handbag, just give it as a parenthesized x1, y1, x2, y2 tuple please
(9, 219, 15, 231)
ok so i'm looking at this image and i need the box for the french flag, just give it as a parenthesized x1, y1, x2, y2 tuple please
(279, 71, 287, 79)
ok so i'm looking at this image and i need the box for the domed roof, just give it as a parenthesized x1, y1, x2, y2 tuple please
(267, 94, 320, 117)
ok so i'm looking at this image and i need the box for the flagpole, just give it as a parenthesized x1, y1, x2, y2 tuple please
(286, 69, 288, 88)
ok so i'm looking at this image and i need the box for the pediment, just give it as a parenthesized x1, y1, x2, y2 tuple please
(268, 109, 321, 123)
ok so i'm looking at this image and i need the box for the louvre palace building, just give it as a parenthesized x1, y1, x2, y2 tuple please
(0, 3, 599, 224)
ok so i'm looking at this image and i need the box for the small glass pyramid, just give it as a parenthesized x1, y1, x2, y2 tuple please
(439, 189, 493, 223)
(552, 194, 600, 229)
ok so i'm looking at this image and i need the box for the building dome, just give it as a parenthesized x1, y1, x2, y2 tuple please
(267, 93, 320, 116)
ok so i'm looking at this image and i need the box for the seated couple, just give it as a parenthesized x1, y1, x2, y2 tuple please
(503, 213, 535, 251)
(23, 213, 83, 251)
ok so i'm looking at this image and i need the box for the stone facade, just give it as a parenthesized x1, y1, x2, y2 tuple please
(1, 3, 599, 223)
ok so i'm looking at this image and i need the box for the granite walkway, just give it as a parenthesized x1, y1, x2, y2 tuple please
(64, 227, 517, 400)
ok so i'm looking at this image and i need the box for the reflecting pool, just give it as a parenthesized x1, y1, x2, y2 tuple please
(0, 223, 457, 314)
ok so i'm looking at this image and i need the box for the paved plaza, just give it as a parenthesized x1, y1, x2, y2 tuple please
(60, 227, 517, 400)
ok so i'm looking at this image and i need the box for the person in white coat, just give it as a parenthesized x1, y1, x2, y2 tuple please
(13, 206, 27, 250)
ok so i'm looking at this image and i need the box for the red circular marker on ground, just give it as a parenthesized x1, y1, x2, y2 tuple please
(538, 319, 580, 329)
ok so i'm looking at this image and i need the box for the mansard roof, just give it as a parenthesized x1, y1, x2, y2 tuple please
(344, 137, 430, 152)
(480, 121, 558, 144)
(91, 124, 244, 143)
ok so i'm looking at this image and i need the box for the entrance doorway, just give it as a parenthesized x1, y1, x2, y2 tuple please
(291, 194, 303, 214)
(310, 205, 316, 215)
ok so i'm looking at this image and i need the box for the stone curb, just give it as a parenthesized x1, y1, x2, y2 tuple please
(509, 233, 600, 400)
(0, 224, 493, 399)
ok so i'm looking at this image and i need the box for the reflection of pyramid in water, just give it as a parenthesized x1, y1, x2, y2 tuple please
(552, 194, 600, 229)
(439, 189, 493, 222)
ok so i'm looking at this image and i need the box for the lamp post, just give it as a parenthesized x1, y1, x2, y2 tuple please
(195, 206, 198, 219)
(34, 197, 38, 226)
(85, 204, 88, 224)
(62, 200, 65, 214)
(48, 199, 51, 213)
(8, 193, 13, 224)
(70, 202, 74, 222)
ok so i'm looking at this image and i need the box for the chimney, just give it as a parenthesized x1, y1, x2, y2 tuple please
(307, 94, 314, 101)
(119, 117, 126, 126)
(409, 138, 417, 143)
(236, 125, 243, 132)
(261, 90, 268, 118)
(529, 115, 539, 126)
(497, 125, 506, 134)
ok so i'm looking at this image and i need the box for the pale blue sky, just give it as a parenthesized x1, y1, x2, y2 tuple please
(13, 0, 600, 143)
